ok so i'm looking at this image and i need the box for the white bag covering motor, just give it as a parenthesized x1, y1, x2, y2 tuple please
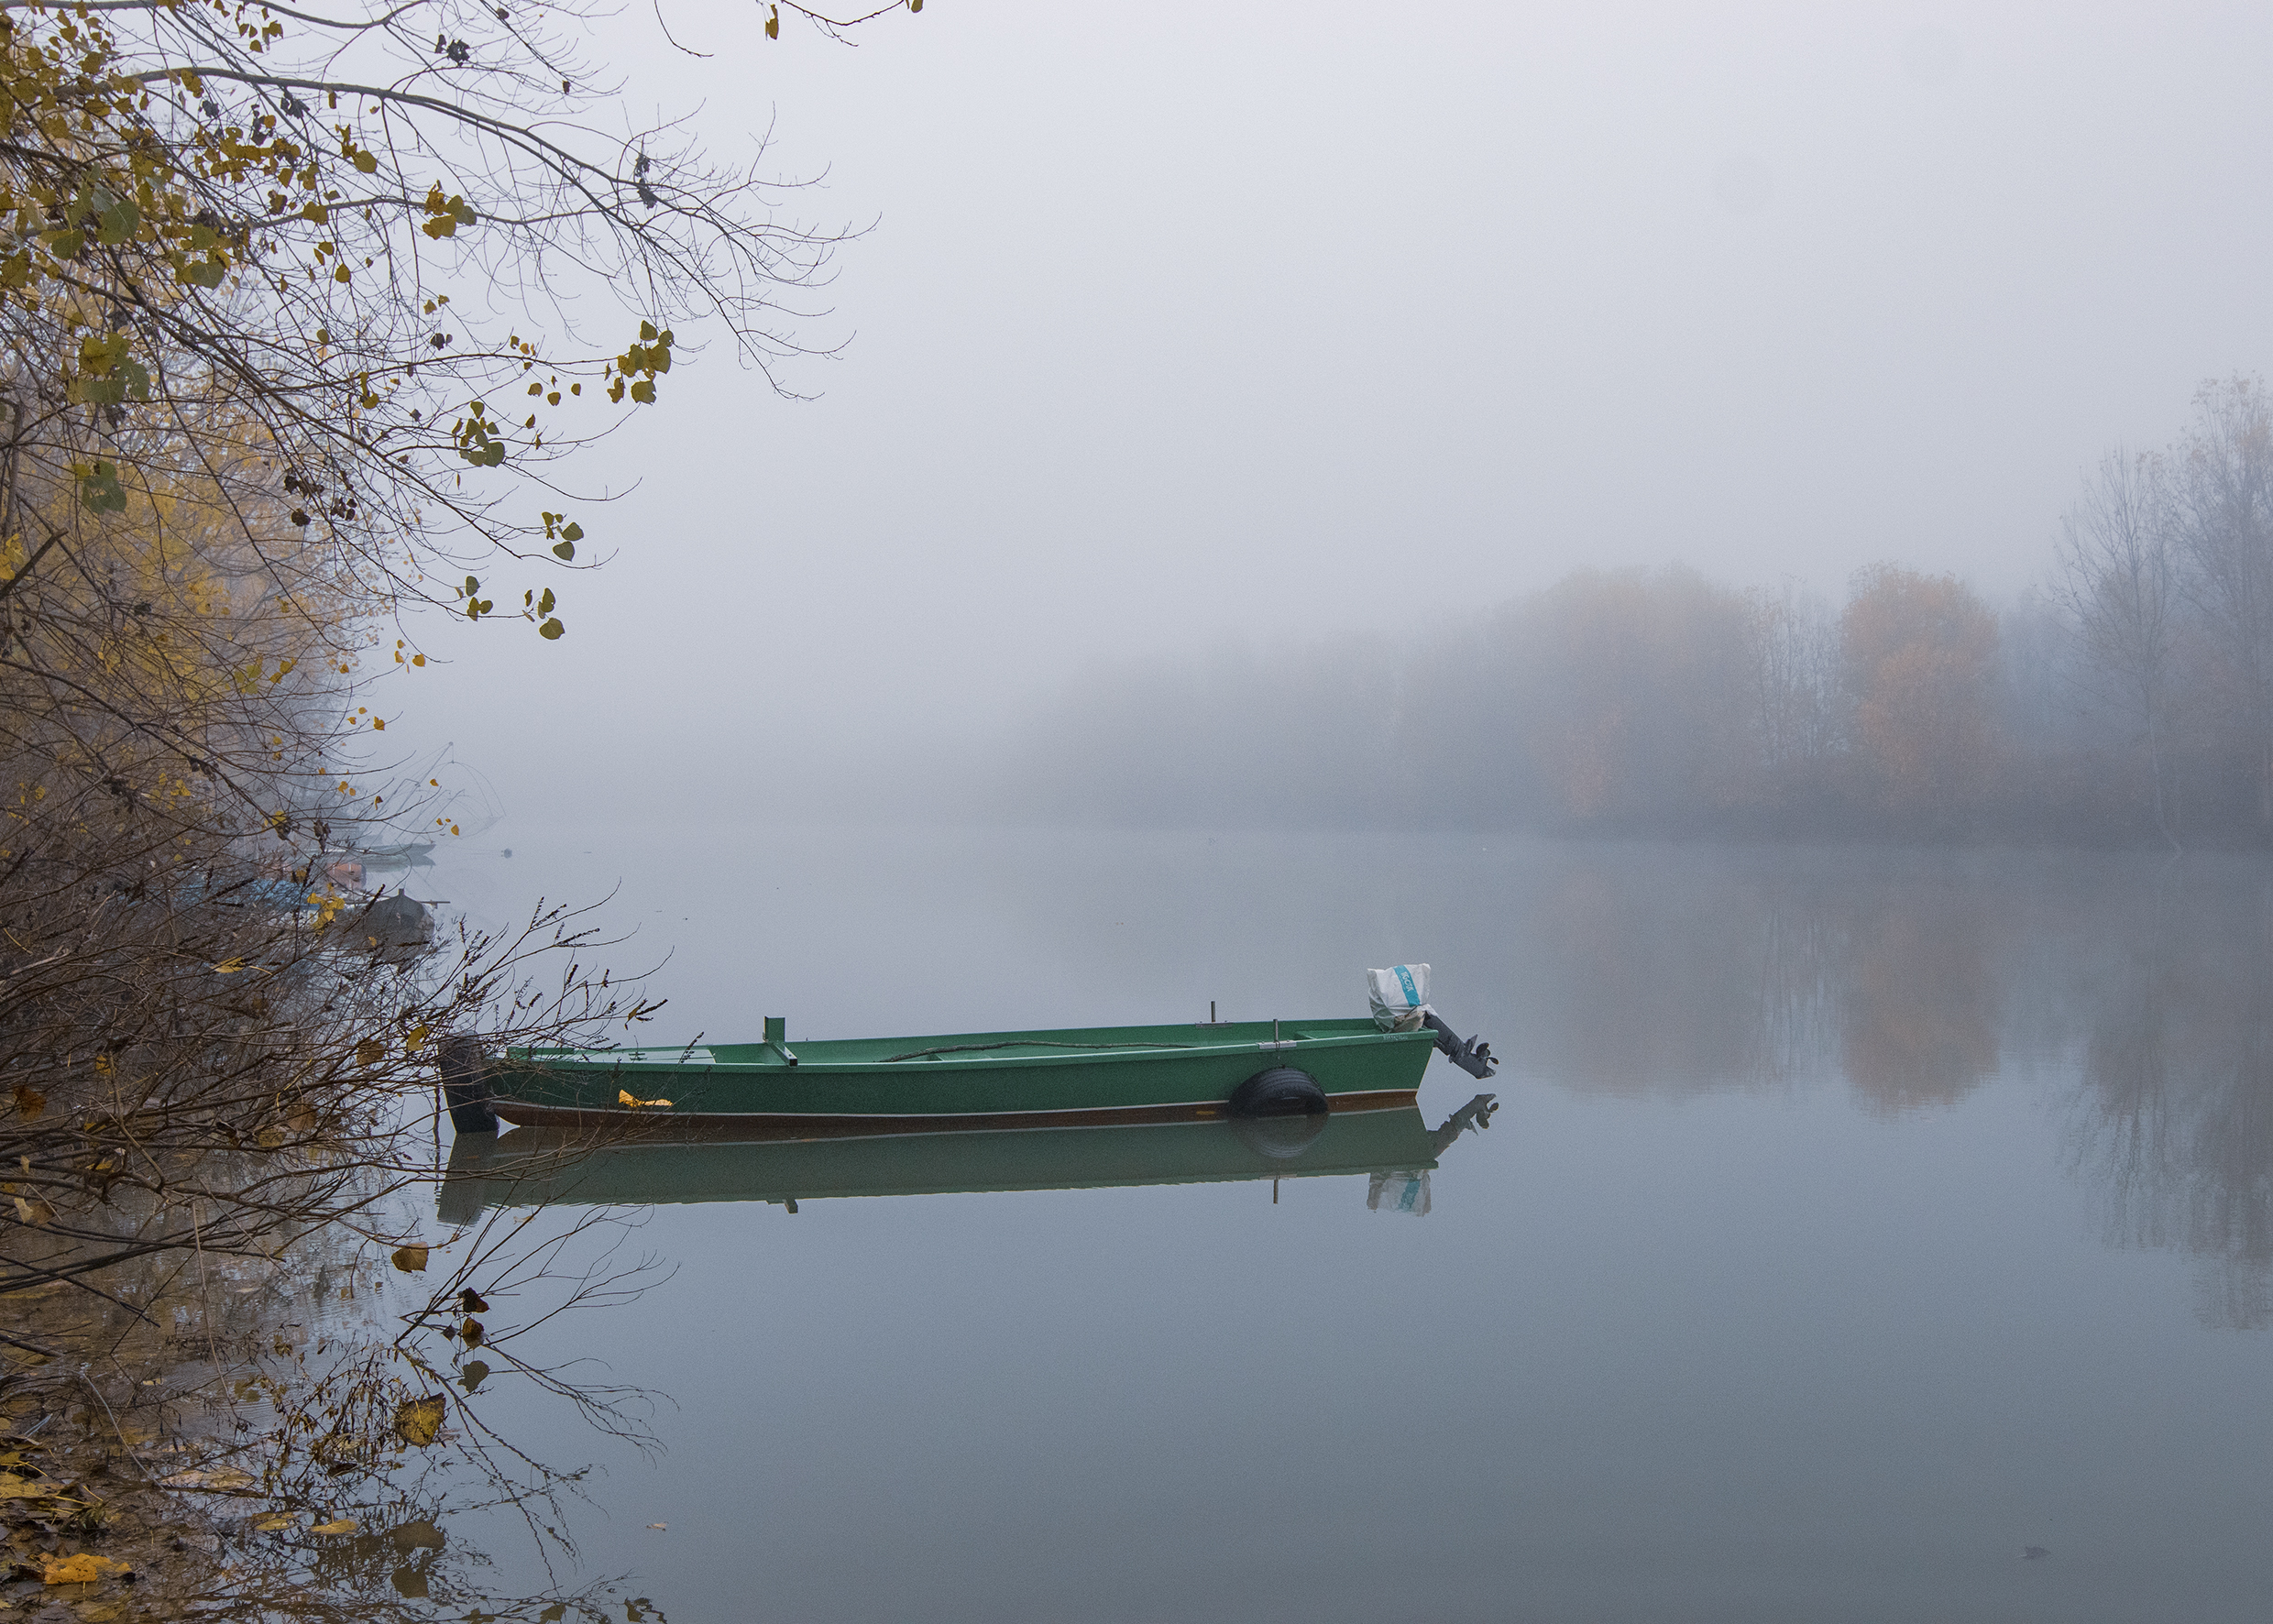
(1367, 963, 1432, 1031)
(1366, 962, 1499, 1080)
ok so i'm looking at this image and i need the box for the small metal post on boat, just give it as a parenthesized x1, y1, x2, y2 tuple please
(763, 1015, 797, 1067)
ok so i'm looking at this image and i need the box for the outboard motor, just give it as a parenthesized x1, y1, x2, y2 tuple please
(1367, 962, 1499, 1079)
(1422, 1012, 1498, 1080)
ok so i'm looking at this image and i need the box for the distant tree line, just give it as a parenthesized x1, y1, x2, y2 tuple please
(1001, 376, 2273, 845)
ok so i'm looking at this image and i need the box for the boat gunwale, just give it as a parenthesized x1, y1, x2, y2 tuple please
(500, 1021, 1432, 1077)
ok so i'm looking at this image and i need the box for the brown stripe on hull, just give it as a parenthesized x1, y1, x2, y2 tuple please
(483, 1089, 1419, 1145)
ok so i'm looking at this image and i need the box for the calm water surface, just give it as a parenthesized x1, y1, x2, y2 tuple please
(413, 828, 2273, 1622)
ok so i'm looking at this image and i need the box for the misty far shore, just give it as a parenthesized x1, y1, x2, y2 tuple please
(962, 379, 2273, 850)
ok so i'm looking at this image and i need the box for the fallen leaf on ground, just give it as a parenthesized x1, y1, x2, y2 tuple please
(309, 1518, 357, 1536)
(11, 1196, 51, 1225)
(393, 1394, 445, 1447)
(390, 1244, 428, 1273)
(40, 1553, 129, 1584)
(251, 1514, 294, 1532)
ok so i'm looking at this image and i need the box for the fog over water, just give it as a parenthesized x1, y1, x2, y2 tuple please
(427, 827, 2273, 1622)
(339, 9, 2273, 1616)
(374, 4, 2273, 815)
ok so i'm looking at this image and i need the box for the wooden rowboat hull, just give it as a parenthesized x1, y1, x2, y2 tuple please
(467, 1016, 1434, 1137)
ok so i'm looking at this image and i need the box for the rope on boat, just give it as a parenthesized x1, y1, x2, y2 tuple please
(881, 1038, 1199, 1063)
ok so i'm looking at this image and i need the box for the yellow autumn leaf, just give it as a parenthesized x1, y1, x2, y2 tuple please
(0, 1471, 48, 1498)
(41, 1552, 130, 1584)
(310, 1517, 357, 1535)
(617, 1090, 672, 1109)
(390, 1244, 429, 1273)
(252, 1513, 295, 1531)
(393, 1394, 445, 1447)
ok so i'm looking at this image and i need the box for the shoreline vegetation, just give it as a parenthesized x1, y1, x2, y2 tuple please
(1003, 379, 2273, 851)
(2, 1205, 673, 1621)
(0, 0, 898, 1610)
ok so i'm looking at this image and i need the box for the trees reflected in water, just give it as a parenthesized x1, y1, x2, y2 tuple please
(2061, 876, 2273, 1327)
(1839, 883, 2004, 1118)
(1503, 847, 2273, 1321)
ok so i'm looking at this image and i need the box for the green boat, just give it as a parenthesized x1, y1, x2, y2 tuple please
(434, 1094, 1499, 1223)
(442, 1008, 1499, 1139)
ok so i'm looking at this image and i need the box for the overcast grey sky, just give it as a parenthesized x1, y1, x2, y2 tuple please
(382, 1, 2273, 807)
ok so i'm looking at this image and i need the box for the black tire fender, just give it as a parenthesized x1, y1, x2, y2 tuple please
(1228, 1066, 1328, 1118)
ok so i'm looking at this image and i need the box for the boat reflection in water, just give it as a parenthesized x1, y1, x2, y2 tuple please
(437, 1093, 1499, 1223)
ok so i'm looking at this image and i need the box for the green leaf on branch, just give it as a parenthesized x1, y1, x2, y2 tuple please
(70, 331, 152, 403)
(76, 460, 127, 514)
(95, 197, 139, 244)
(538, 617, 564, 640)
